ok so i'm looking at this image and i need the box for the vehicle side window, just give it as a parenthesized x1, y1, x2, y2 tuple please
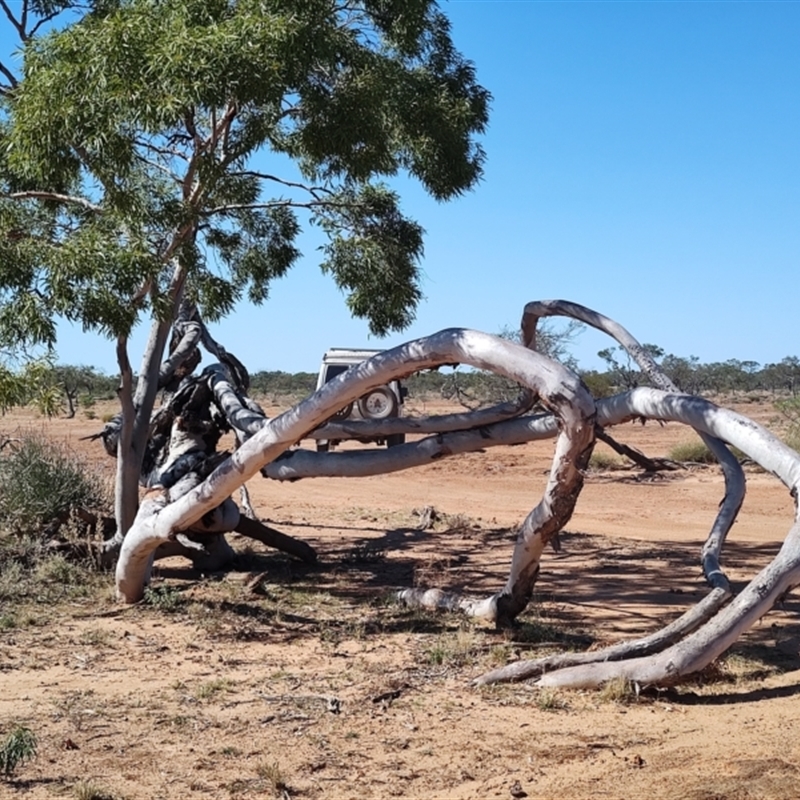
(324, 364, 351, 383)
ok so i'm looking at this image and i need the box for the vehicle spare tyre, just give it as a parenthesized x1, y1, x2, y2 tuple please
(357, 386, 397, 420)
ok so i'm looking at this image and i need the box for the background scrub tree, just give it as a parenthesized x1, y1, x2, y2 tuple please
(0, 0, 490, 541)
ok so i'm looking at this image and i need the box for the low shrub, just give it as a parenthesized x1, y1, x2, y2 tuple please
(589, 450, 624, 470)
(0, 431, 110, 534)
(776, 397, 800, 452)
(668, 440, 717, 464)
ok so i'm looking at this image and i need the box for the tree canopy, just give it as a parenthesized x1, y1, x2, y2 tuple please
(0, 0, 490, 348)
(0, 0, 490, 540)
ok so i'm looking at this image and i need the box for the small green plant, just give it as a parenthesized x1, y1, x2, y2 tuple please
(142, 584, 184, 613)
(0, 613, 16, 630)
(0, 724, 37, 778)
(52, 689, 99, 731)
(0, 559, 27, 602)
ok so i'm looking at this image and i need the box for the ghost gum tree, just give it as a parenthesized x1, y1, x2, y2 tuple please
(0, 0, 489, 540)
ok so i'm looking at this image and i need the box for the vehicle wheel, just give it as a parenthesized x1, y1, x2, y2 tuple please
(330, 402, 353, 421)
(357, 386, 398, 420)
(386, 433, 405, 448)
(316, 440, 330, 452)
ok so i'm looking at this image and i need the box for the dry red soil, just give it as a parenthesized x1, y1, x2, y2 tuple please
(1, 397, 799, 799)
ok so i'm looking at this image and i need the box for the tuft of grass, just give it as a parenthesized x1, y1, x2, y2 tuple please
(336, 543, 386, 565)
(424, 628, 480, 667)
(710, 646, 794, 686)
(0, 535, 108, 609)
(195, 678, 235, 701)
(512, 617, 571, 646)
(0, 724, 37, 778)
(598, 676, 638, 704)
(776, 396, 800, 452)
(78, 627, 112, 647)
(669, 440, 717, 464)
(588, 450, 624, 471)
(73, 780, 119, 800)
(35, 553, 89, 588)
(256, 760, 287, 796)
(669, 440, 754, 466)
(534, 688, 569, 712)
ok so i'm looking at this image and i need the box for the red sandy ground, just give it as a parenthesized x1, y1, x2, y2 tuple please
(1, 397, 799, 799)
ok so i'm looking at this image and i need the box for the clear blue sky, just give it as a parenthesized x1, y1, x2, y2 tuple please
(52, 0, 799, 374)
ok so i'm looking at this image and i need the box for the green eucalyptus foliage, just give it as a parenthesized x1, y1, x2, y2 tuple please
(0, 0, 489, 344)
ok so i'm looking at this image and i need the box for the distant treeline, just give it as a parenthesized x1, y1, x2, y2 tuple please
(51, 352, 800, 415)
(247, 352, 800, 403)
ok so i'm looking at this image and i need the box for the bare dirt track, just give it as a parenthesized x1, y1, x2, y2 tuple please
(2, 398, 800, 800)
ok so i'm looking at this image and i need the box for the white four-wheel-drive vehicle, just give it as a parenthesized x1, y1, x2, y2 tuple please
(315, 348, 407, 451)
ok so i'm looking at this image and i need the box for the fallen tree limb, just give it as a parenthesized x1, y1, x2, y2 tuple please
(233, 515, 317, 564)
(522, 299, 745, 594)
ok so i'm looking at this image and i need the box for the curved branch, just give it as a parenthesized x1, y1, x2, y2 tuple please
(536, 524, 800, 689)
(476, 587, 730, 685)
(477, 388, 800, 687)
(158, 316, 202, 390)
(5, 191, 102, 212)
(308, 392, 536, 440)
(522, 299, 745, 594)
(205, 364, 266, 435)
(116, 329, 596, 604)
